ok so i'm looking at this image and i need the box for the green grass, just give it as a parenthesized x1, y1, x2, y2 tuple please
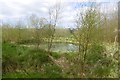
(2, 42, 62, 78)
(2, 42, 118, 78)
(50, 52, 61, 59)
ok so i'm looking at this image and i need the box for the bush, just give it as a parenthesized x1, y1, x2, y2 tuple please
(86, 43, 105, 63)
(85, 43, 118, 78)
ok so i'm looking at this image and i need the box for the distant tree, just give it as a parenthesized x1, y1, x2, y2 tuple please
(2, 23, 12, 42)
(102, 10, 118, 43)
(15, 20, 23, 43)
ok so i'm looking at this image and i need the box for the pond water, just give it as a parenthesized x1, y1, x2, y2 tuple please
(41, 43, 79, 52)
(22, 43, 79, 52)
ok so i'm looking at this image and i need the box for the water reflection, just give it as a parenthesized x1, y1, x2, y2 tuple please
(50, 43, 78, 52)
(22, 43, 79, 52)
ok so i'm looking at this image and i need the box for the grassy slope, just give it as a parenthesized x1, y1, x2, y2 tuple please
(2, 43, 63, 78)
(2, 42, 118, 78)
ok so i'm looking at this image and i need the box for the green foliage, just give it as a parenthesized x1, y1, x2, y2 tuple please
(86, 43, 105, 63)
(2, 4, 118, 78)
(3, 72, 30, 78)
(3, 63, 63, 78)
(2, 43, 29, 73)
(2, 43, 63, 78)
(2, 42, 118, 78)
(44, 63, 63, 78)
(2, 43, 48, 72)
(64, 52, 78, 62)
(51, 52, 61, 59)
(25, 49, 50, 67)
(85, 43, 118, 78)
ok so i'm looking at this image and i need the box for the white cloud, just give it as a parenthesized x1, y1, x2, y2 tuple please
(100, 2, 118, 14)
(0, 0, 119, 27)
(40, 7, 48, 13)
(0, 0, 65, 19)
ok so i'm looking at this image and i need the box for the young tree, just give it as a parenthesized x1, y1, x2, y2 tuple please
(47, 2, 63, 53)
(71, 5, 102, 77)
(30, 15, 47, 49)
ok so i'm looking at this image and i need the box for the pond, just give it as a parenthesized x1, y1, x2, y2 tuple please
(22, 43, 79, 53)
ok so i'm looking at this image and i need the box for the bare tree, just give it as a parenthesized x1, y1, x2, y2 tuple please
(47, 2, 63, 53)
(30, 14, 47, 49)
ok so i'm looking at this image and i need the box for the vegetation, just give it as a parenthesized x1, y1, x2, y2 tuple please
(2, 2, 118, 78)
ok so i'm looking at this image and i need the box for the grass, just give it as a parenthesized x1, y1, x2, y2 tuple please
(2, 42, 62, 78)
(2, 42, 118, 78)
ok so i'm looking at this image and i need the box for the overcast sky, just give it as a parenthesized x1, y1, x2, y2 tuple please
(0, 0, 119, 28)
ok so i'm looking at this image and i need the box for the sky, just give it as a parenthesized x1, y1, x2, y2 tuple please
(0, 0, 119, 28)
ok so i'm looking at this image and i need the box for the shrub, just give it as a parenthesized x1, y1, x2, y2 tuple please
(86, 43, 105, 63)
(85, 43, 118, 77)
